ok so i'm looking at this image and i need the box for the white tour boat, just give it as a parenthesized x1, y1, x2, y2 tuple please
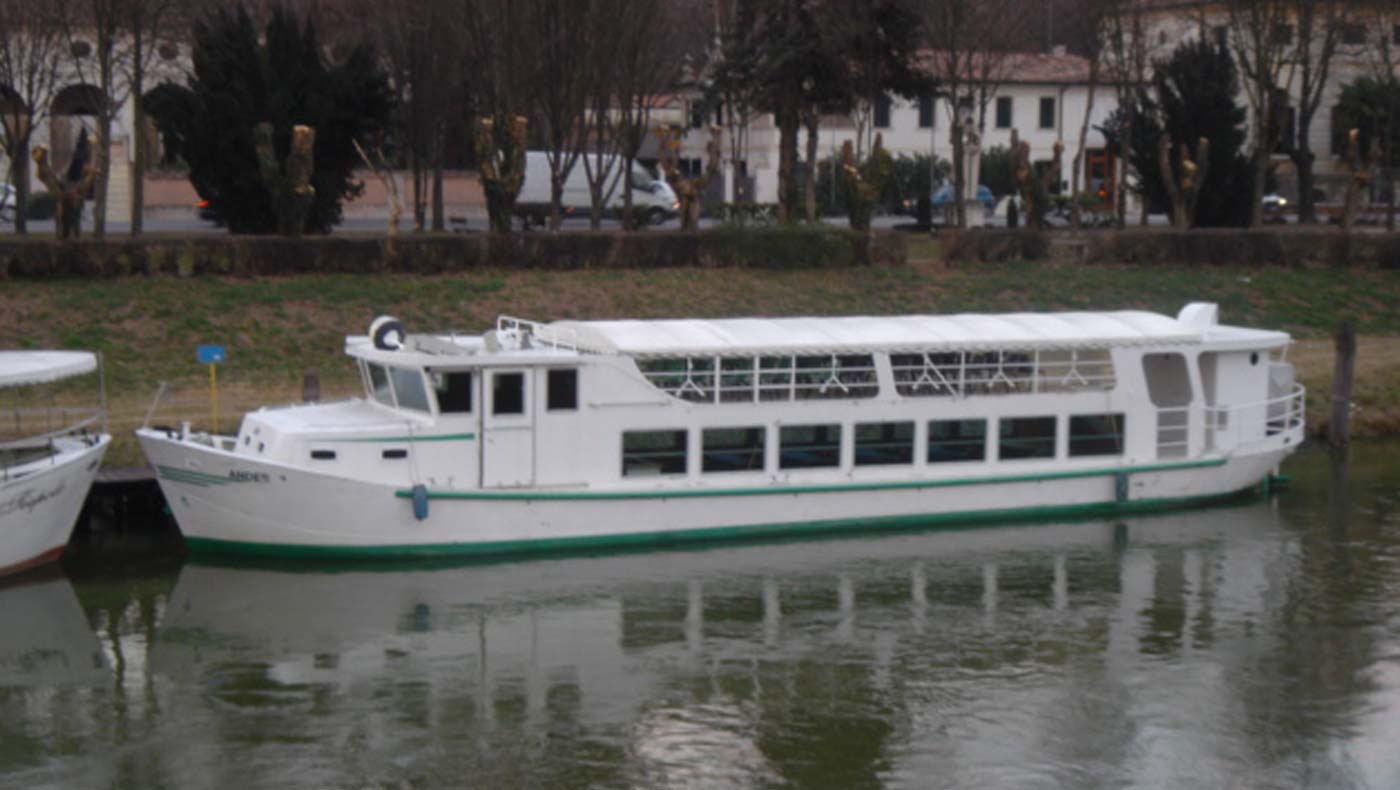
(136, 303, 1305, 560)
(1, 351, 111, 576)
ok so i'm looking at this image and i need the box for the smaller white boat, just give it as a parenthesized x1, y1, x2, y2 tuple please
(0, 352, 111, 577)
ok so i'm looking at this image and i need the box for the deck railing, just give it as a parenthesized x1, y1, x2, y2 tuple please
(1156, 384, 1306, 458)
(496, 316, 580, 353)
(1, 406, 104, 479)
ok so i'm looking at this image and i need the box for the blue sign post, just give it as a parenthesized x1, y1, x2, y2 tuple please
(197, 345, 226, 433)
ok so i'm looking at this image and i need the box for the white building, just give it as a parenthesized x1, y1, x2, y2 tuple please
(1134, 0, 1397, 204)
(672, 49, 1121, 210)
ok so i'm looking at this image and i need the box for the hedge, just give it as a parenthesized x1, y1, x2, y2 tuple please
(0, 227, 907, 279)
(943, 228, 1400, 268)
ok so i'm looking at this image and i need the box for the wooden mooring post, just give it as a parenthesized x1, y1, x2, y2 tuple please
(1330, 321, 1355, 449)
(302, 370, 320, 403)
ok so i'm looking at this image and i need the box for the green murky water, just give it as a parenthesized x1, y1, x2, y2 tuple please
(2, 442, 1398, 789)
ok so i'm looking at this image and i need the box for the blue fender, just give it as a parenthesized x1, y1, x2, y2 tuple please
(411, 484, 429, 521)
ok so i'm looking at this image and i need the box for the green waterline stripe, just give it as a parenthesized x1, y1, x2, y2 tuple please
(156, 466, 235, 486)
(324, 433, 476, 444)
(183, 487, 1259, 561)
(394, 457, 1228, 502)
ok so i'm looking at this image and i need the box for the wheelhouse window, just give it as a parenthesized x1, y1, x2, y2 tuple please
(928, 419, 986, 463)
(702, 427, 765, 473)
(366, 363, 393, 407)
(548, 369, 578, 411)
(622, 430, 687, 477)
(433, 371, 473, 414)
(999, 416, 1056, 460)
(780, 424, 841, 470)
(1069, 414, 1125, 457)
(855, 422, 914, 466)
(493, 372, 525, 415)
(390, 367, 431, 412)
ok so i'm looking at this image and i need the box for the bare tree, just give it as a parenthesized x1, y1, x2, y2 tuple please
(1225, 0, 1295, 227)
(1099, 0, 1156, 227)
(1062, 0, 1119, 230)
(708, 0, 764, 205)
(1355, 0, 1400, 230)
(577, 0, 625, 230)
(1286, 0, 1348, 225)
(54, 0, 186, 237)
(923, 0, 1023, 228)
(0, 1, 65, 234)
(462, 0, 533, 230)
(612, 0, 681, 229)
(520, 0, 592, 230)
(353, 0, 461, 232)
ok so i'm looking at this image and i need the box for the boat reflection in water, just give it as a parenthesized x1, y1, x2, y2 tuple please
(137, 499, 1387, 790)
(0, 571, 108, 688)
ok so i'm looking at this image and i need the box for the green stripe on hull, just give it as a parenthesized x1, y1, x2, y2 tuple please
(182, 485, 1261, 561)
(326, 433, 476, 444)
(395, 457, 1228, 502)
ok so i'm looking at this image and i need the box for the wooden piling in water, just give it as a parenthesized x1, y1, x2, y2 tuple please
(1330, 321, 1355, 449)
(302, 371, 320, 403)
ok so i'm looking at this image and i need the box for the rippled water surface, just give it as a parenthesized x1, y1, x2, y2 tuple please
(2, 443, 1399, 789)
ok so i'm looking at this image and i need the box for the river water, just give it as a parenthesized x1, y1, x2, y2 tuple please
(2, 443, 1398, 789)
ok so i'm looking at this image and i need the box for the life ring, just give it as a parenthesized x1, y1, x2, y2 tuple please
(370, 315, 405, 351)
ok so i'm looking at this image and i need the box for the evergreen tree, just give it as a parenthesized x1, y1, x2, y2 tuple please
(144, 5, 394, 234)
(1332, 77, 1400, 170)
(1100, 39, 1252, 227)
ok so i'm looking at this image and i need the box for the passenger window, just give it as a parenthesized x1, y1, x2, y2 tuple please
(390, 367, 431, 412)
(366, 363, 393, 406)
(1069, 414, 1125, 457)
(928, 419, 986, 463)
(622, 430, 687, 476)
(434, 371, 473, 414)
(779, 424, 841, 469)
(855, 422, 913, 466)
(548, 369, 578, 411)
(999, 416, 1057, 460)
(702, 427, 765, 473)
(493, 372, 525, 415)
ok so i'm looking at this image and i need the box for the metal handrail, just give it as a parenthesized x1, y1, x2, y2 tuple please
(0, 414, 102, 451)
(497, 316, 580, 353)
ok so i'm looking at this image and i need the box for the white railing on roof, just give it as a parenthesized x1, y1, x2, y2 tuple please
(496, 316, 580, 353)
(639, 354, 879, 403)
(891, 348, 1116, 398)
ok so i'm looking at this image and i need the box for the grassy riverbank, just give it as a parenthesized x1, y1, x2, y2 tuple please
(2, 259, 1395, 465)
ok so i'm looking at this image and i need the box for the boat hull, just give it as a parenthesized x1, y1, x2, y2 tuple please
(0, 437, 110, 576)
(137, 428, 1294, 560)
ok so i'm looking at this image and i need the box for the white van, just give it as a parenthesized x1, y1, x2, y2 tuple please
(516, 151, 679, 227)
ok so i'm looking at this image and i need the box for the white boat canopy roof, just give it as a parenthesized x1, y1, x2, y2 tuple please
(548, 303, 1280, 358)
(0, 351, 98, 387)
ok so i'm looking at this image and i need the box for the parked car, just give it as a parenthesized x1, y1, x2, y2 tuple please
(0, 184, 15, 223)
(931, 183, 995, 212)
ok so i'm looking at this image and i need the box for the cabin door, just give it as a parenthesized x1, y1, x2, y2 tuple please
(481, 369, 535, 487)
